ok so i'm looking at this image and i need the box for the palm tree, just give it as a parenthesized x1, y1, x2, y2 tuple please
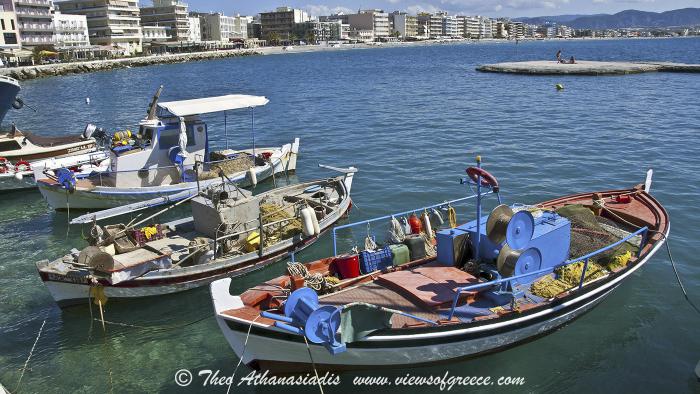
(305, 30, 316, 45)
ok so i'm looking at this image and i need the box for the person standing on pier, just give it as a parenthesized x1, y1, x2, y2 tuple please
(556, 50, 562, 63)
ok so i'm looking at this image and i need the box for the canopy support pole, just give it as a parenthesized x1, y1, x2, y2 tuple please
(251, 107, 256, 159)
(224, 110, 228, 150)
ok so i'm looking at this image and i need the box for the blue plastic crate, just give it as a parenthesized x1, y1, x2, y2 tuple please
(359, 247, 393, 274)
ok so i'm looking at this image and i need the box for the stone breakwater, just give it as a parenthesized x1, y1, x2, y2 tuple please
(476, 60, 700, 75)
(0, 49, 261, 81)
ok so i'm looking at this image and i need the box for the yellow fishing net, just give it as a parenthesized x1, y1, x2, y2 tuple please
(199, 156, 254, 180)
(259, 203, 302, 246)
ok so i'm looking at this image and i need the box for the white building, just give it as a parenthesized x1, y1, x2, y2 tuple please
(441, 13, 459, 37)
(480, 17, 493, 38)
(53, 11, 89, 48)
(187, 15, 199, 42)
(15, 0, 55, 47)
(57, 0, 142, 55)
(199, 13, 247, 42)
(0, 2, 20, 50)
(142, 25, 167, 43)
(390, 12, 417, 38)
(140, 0, 189, 42)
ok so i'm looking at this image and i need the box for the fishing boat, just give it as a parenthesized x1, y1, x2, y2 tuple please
(36, 165, 356, 306)
(0, 149, 110, 191)
(0, 122, 98, 162)
(0, 75, 21, 125)
(35, 88, 300, 210)
(210, 159, 668, 373)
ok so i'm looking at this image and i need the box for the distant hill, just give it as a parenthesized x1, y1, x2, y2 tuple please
(515, 14, 603, 25)
(516, 8, 700, 29)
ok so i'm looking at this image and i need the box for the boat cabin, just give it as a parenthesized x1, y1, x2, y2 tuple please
(106, 94, 269, 188)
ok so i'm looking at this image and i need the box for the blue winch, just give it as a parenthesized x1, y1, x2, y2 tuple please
(55, 168, 77, 193)
(261, 287, 346, 354)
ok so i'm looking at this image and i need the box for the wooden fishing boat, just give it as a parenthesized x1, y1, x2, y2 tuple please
(36, 166, 356, 307)
(0, 123, 97, 162)
(211, 160, 668, 373)
(36, 89, 299, 210)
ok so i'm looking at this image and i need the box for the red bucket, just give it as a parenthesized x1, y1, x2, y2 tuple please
(333, 254, 360, 279)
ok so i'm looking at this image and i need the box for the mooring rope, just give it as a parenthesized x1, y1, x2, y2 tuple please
(15, 319, 46, 393)
(226, 314, 260, 394)
(303, 336, 324, 394)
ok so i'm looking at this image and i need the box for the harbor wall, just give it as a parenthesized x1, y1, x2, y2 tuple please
(0, 49, 261, 81)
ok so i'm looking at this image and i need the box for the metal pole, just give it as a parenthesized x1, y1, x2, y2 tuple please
(578, 258, 589, 290)
(474, 156, 482, 261)
(224, 110, 228, 150)
(251, 107, 256, 158)
(332, 228, 337, 256)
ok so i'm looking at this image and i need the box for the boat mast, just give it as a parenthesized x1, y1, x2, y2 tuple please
(146, 85, 164, 121)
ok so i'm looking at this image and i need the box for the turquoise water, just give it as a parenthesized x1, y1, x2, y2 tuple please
(1, 38, 699, 393)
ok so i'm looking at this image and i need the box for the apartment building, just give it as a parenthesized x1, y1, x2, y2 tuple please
(0, 1, 20, 50)
(346, 9, 389, 40)
(199, 13, 247, 42)
(14, 0, 55, 47)
(53, 11, 88, 48)
(440, 12, 459, 37)
(140, 0, 189, 42)
(293, 19, 342, 43)
(390, 11, 417, 38)
(57, 0, 142, 55)
(186, 15, 198, 41)
(259, 6, 308, 41)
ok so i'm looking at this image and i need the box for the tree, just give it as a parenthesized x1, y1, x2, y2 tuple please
(264, 31, 281, 46)
(289, 33, 298, 44)
(305, 30, 316, 45)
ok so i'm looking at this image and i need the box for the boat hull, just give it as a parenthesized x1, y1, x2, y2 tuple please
(37, 140, 299, 210)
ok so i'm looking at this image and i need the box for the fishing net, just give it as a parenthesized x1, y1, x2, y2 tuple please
(259, 202, 302, 245)
(530, 204, 640, 299)
(555, 204, 638, 265)
(199, 155, 253, 180)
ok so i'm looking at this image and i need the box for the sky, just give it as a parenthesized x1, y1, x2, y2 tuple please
(189, 0, 699, 18)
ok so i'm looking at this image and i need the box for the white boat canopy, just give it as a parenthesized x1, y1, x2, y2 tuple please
(158, 94, 269, 117)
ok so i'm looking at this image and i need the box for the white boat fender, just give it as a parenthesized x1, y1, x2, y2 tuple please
(300, 207, 316, 237)
(312, 208, 320, 235)
(430, 208, 444, 226)
(400, 216, 411, 234)
(14, 172, 22, 181)
(421, 211, 433, 239)
(247, 167, 257, 187)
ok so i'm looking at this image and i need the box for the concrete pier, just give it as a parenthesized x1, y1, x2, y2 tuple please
(476, 60, 700, 75)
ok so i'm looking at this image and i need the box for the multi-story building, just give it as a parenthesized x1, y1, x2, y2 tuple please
(494, 20, 508, 39)
(260, 6, 308, 41)
(199, 13, 247, 42)
(390, 11, 416, 38)
(57, 0, 142, 55)
(346, 9, 389, 40)
(293, 19, 341, 43)
(457, 15, 479, 38)
(507, 21, 525, 39)
(53, 11, 88, 48)
(439, 12, 459, 37)
(14, 0, 55, 47)
(186, 15, 199, 42)
(428, 13, 442, 37)
(140, 0, 189, 42)
(0, 1, 20, 50)
(480, 17, 493, 38)
(141, 24, 166, 43)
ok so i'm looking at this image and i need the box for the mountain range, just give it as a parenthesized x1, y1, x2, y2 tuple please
(515, 8, 700, 29)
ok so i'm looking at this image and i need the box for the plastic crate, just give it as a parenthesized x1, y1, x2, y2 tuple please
(359, 246, 393, 274)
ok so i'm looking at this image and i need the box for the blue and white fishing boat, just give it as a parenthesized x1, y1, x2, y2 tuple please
(36, 89, 299, 210)
(211, 159, 669, 373)
(0, 75, 21, 125)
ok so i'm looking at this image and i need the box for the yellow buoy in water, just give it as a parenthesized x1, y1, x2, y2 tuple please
(555, 83, 564, 90)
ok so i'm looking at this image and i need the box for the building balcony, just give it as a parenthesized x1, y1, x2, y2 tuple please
(55, 25, 87, 32)
(14, 0, 52, 6)
(20, 35, 55, 44)
(19, 22, 53, 31)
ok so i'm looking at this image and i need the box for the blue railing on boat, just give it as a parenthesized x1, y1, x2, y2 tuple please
(330, 191, 494, 256)
(446, 226, 649, 320)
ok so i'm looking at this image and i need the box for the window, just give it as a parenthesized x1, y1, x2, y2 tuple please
(0, 140, 22, 152)
(1, 20, 5, 31)
(157, 126, 196, 149)
(10, 19, 14, 31)
(3, 33, 16, 44)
